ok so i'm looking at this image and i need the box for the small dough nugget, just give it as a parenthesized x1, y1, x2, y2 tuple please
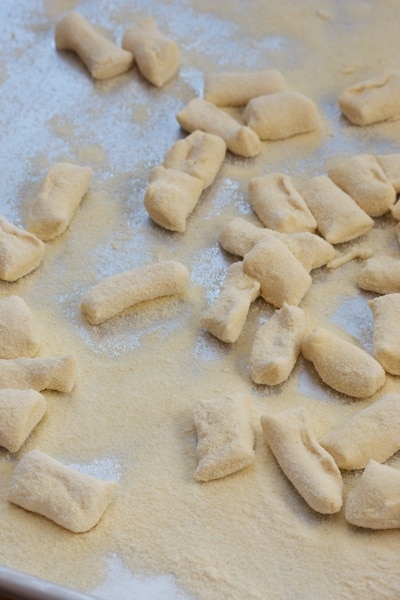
(0, 295, 40, 359)
(0, 356, 77, 393)
(248, 173, 317, 233)
(339, 70, 400, 126)
(201, 262, 260, 343)
(177, 98, 261, 158)
(301, 176, 374, 244)
(27, 163, 93, 241)
(55, 12, 134, 80)
(302, 327, 385, 398)
(369, 293, 400, 375)
(250, 304, 306, 385)
(0, 216, 45, 282)
(320, 393, 400, 470)
(193, 395, 255, 481)
(376, 153, 400, 193)
(243, 92, 319, 140)
(345, 460, 400, 529)
(357, 255, 400, 294)
(0, 389, 46, 453)
(261, 408, 343, 514)
(7, 450, 116, 533)
(163, 131, 226, 188)
(204, 69, 287, 107)
(81, 260, 189, 325)
(122, 17, 179, 87)
(391, 200, 400, 221)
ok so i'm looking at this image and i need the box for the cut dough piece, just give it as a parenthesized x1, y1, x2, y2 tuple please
(7, 450, 116, 533)
(243, 92, 319, 140)
(250, 303, 306, 385)
(0, 389, 46, 453)
(27, 163, 93, 241)
(391, 200, 400, 220)
(163, 130, 226, 188)
(261, 408, 343, 514)
(300, 176, 374, 244)
(248, 173, 317, 233)
(0, 356, 77, 393)
(326, 247, 372, 270)
(55, 12, 134, 80)
(81, 261, 189, 325)
(369, 293, 400, 375)
(177, 98, 261, 158)
(345, 460, 400, 529)
(338, 70, 400, 126)
(0, 295, 40, 359)
(376, 153, 400, 192)
(302, 327, 385, 398)
(320, 393, 400, 470)
(193, 395, 255, 481)
(201, 262, 260, 343)
(144, 166, 204, 232)
(357, 255, 400, 294)
(0, 216, 45, 282)
(203, 69, 287, 107)
(243, 238, 312, 308)
(122, 17, 179, 87)
(219, 218, 272, 257)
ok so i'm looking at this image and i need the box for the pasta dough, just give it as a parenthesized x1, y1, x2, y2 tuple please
(357, 255, 400, 294)
(0, 295, 40, 359)
(203, 69, 287, 107)
(0, 389, 46, 453)
(0, 216, 45, 282)
(0, 356, 77, 393)
(376, 153, 400, 192)
(369, 293, 400, 375)
(7, 450, 116, 533)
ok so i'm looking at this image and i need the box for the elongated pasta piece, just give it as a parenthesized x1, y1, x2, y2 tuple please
(204, 69, 287, 107)
(193, 395, 255, 481)
(0, 295, 40, 359)
(376, 153, 400, 192)
(261, 408, 343, 514)
(302, 327, 385, 398)
(55, 12, 134, 80)
(357, 255, 400, 294)
(0, 389, 46, 453)
(369, 293, 400, 375)
(7, 450, 116, 533)
(326, 247, 372, 270)
(0, 217, 44, 282)
(0, 356, 76, 393)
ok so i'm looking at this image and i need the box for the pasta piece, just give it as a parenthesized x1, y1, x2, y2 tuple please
(219, 218, 272, 257)
(345, 460, 400, 529)
(203, 69, 287, 107)
(0, 389, 46, 453)
(55, 12, 134, 80)
(193, 395, 255, 481)
(326, 247, 372, 270)
(0, 356, 77, 393)
(338, 70, 400, 126)
(81, 261, 189, 325)
(376, 153, 400, 192)
(201, 262, 260, 343)
(320, 393, 400, 470)
(391, 200, 400, 220)
(250, 303, 306, 385)
(243, 238, 312, 308)
(248, 173, 317, 233)
(243, 92, 319, 140)
(176, 98, 261, 158)
(0, 216, 45, 282)
(300, 176, 374, 244)
(7, 450, 116, 533)
(357, 255, 400, 294)
(144, 166, 204, 232)
(369, 293, 400, 375)
(302, 327, 385, 398)
(163, 131, 226, 188)
(0, 295, 40, 359)
(261, 408, 343, 514)
(122, 17, 179, 87)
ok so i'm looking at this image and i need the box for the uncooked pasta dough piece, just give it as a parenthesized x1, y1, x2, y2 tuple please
(176, 98, 261, 158)
(248, 173, 317, 233)
(122, 17, 179, 87)
(250, 303, 306, 385)
(302, 327, 385, 398)
(81, 260, 190, 325)
(391, 200, 400, 220)
(55, 12, 134, 80)
(193, 395, 255, 481)
(0, 216, 45, 282)
(0, 296, 40, 359)
(328, 154, 396, 217)
(376, 153, 400, 192)
(201, 262, 260, 343)
(144, 166, 204, 232)
(219, 218, 272, 257)
(320, 393, 400, 470)
(163, 130, 226, 188)
(203, 69, 287, 107)
(243, 91, 319, 140)
(300, 176, 374, 244)
(27, 163, 93, 241)
(345, 460, 400, 529)
(369, 294, 400, 375)
(338, 70, 400, 126)
(7, 450, 116, 533)
(357, 255, 400, 294)
(261, 408, 343, 514)
(326, 247, 372, 270)
(0, 389, 46, 453)
(243, 238, 312, 308)
(0, 356, 77, 393)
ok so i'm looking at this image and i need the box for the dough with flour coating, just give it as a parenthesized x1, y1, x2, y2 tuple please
(0, 217, 45, 282)
(0, 356, 76, 393)
(204, 69, 287, 107)
(369, 293, 400, 375)
(0, 389, 46, 453)
(357, 256, 400, 294)
(376, 153, 400, 192)
(0, 295, 40, 359)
